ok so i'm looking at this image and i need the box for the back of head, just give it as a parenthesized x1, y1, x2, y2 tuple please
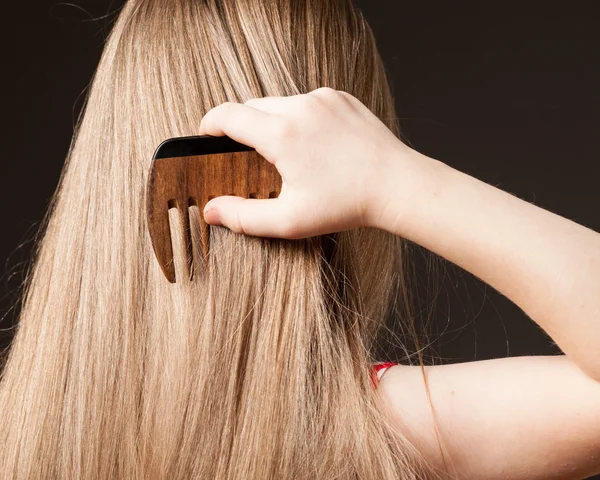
(0, 1, 437, 478)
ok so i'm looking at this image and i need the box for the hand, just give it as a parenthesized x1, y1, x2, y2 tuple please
(198, 87, 416, 239)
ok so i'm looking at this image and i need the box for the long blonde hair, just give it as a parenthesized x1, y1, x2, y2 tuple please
(0, 0, 442, 478)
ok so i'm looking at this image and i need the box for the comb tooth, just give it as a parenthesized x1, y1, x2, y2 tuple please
(147, 157, 179, 283)
(177, 196, 193, 282)
(203, 195, 216, 262)
(188, 198, 209, 276)
(187, 199, 199, 282)
(148, 200, 176, 283)
(200, 206, 210, 266)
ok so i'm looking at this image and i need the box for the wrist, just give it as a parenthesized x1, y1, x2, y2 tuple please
(365, 144, 444, 235)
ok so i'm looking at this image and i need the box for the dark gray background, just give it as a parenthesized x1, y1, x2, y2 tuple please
(0, 2, 598, 478)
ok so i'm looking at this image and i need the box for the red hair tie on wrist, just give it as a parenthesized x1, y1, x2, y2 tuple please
(370, 362, 398, 388)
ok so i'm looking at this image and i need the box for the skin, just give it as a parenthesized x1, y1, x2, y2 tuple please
(199, 87, 600, 479)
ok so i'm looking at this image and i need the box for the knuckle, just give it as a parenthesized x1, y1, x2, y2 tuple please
(235, 208, 248, 236)
(307, 87, 343, 112)
(338, 90, 356, 104)
(312, 87, 345, 104)
(313, 86, 337, 97)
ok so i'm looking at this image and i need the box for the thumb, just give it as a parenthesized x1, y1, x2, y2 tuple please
(203, 196, 290, 238)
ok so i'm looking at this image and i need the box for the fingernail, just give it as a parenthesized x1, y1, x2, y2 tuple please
(204, 208, 222, 226)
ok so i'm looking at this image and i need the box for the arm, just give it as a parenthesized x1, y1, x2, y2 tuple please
(197, 88, 600, 478)
(369, 126, 600, 479)
(373, 148, 600, 382)
(379, 355, 600, 480)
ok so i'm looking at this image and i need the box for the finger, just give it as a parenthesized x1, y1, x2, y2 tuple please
(199, 102, 276, 148)
(244, 96, 291, 115)
(203, 196, 295, 239)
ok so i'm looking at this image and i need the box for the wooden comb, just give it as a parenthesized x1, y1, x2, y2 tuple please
(146, 135, 283, 283)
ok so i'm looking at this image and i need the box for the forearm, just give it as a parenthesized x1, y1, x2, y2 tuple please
(376, 148, 600, 382)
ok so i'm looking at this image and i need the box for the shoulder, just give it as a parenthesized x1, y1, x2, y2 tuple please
(377, 355, 600, 480)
